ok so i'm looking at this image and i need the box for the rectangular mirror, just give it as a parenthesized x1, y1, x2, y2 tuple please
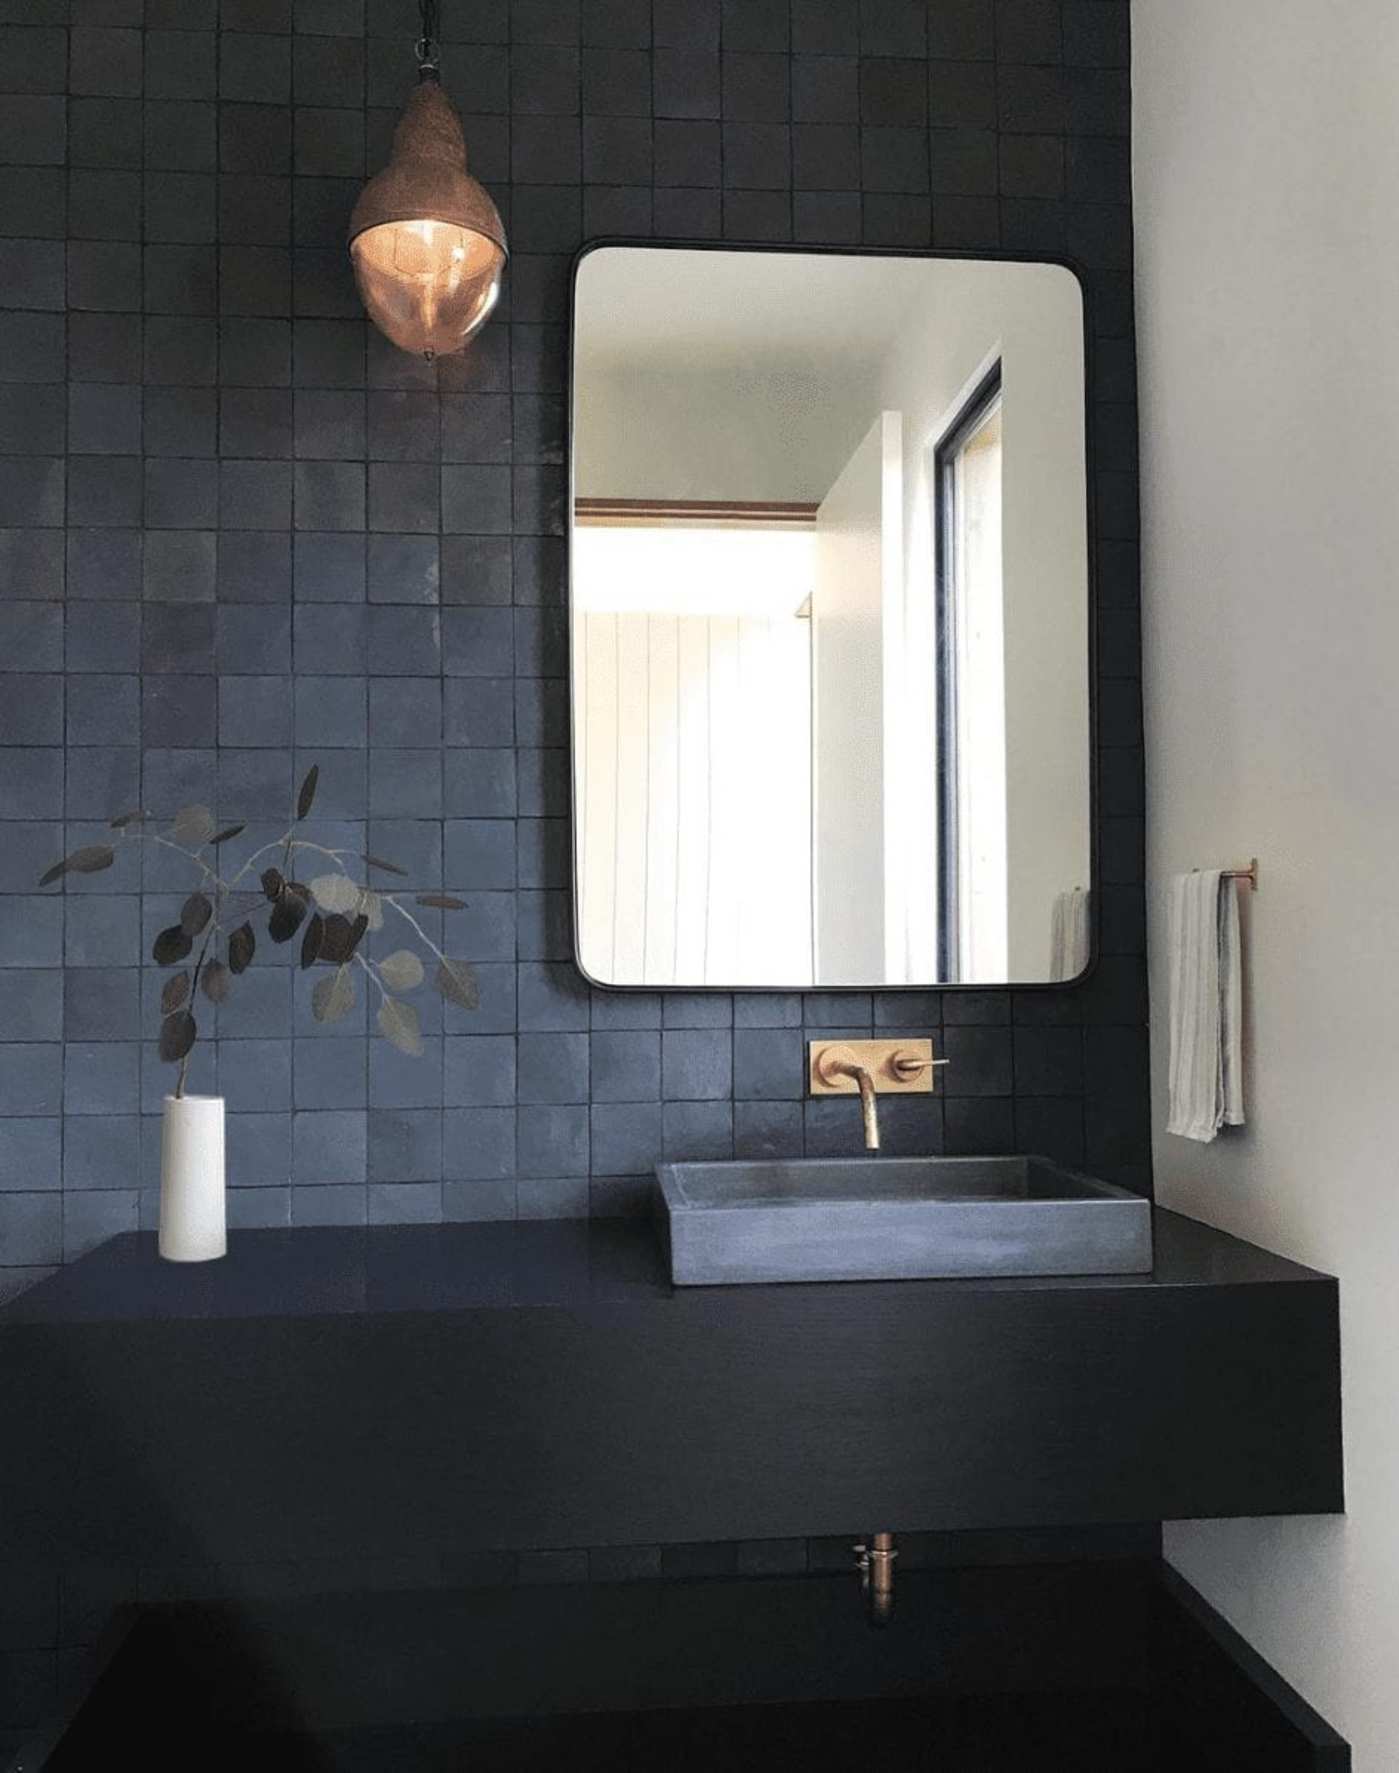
(570, 247, 1092, 990)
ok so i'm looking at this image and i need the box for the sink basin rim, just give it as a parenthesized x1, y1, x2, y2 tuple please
(658, 1153, 1144, 1212)
(655, 1153, 1153, 1286)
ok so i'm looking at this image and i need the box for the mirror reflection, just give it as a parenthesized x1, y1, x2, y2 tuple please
(571, 248, 1091, 989)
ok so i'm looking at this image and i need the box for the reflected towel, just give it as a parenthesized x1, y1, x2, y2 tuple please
(1166, 869, 1244, 1142)
(1049, 888, 1091, 982)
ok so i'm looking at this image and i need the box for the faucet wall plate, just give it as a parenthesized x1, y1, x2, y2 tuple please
(808, 1038, 938, 1096)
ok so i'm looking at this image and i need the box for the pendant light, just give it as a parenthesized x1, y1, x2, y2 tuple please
(348, 0, 507, 360)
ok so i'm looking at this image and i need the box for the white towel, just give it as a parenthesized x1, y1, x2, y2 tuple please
(1166, 869, 1244, 1142)
(1049, 887, 1091, 981)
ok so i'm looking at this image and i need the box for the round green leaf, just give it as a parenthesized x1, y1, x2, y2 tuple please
(228, 922, 256, 975)
(158, 1009, 197, 1064)
(171, 804, 216, 847)
(152, 925, 194, 966)
(300, 913, 325, 970)
(378, 949, 425, 992)
(311, 966, 355, 1024)
(377, 996, 424, 1057)
(161, 971, 191, 1014)
(201, 960, 231, 1004)
(310, 873, 361, 915)
(38, 844, 115, 887)
(435, 957, 480, 1012)
(179, 891, 213, 937)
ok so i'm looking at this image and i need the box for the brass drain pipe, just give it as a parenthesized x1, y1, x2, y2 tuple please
(854, 1532, 897, 1625)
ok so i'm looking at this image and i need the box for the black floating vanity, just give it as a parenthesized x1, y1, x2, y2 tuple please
(0, 1209, 1341, 1568)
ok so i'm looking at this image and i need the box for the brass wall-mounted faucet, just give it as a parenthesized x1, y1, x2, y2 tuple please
(808, 1039, 948, 1152)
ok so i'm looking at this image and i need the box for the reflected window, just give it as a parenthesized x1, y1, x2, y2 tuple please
(935, 364, 1005, 982)
(572, 509, 815, 987)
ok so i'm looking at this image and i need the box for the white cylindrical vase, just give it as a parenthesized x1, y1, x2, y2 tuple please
(159, 1093, 226, 1262)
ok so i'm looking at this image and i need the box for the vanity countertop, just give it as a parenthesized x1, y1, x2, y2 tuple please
(0, 1208, 1341, 1565)
(0, 1207, 1332, 1326)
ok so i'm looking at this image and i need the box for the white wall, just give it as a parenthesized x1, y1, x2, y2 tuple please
(811, 414, 903, 985)
(574, 361, 875, 505)
(1134, 3, 1399, 1765)
(877, 261, 1091, 980)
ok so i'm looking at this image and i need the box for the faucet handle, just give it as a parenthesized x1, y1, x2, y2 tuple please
(889, 1049, 950, 1082)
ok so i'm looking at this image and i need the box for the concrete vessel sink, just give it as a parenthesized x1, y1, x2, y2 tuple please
(656, 1155, 1153, 1286)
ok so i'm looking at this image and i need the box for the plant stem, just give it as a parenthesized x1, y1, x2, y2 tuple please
(134, 832, 231, 896)
(355, 953, 388, 1002)
(381, 895, 451, 967)
(174, 886, 222, 1098)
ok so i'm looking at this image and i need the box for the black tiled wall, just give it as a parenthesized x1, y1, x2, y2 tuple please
(0, 0, 1146, 1287)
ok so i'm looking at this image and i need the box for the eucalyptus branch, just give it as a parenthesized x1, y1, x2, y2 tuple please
(137, 832, 231, 895)
(43, 762, 475, 1079)
(176, 917, 221, 1101)
(381, 895, 450, 966)
(355, 952, 389, 1003)
(227, 832, 296, 889)
(287, 839, 355, 869)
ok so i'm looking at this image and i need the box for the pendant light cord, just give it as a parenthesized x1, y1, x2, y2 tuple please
(416, 0, 441, 75)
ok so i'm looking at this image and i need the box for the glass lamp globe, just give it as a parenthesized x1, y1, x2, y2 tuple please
(349, 78, 507, 360)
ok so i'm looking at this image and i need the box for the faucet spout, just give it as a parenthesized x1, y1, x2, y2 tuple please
(851, 1064, 879, 1151)
(826, 1060, 880, 1151)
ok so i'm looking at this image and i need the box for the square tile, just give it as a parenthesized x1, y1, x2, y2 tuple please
(442, 1107, 515, 1180)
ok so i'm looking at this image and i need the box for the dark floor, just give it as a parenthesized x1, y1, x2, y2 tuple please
(308, 1693, 1207, 1773)
(42, 1690, 1213, 1773)
(20, 1564, 1344, 1773)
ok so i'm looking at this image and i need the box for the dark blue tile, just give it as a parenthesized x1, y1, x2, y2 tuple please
(295, 674, 367, 747)
(443, 1035, 515, 1107)
(291, 1182, 367, 1226)
(662, 1028, 732, 1100)
(368, 746, 442, 818)
(365, 605, 442, 675)
(0, 1117, 62, 1192)
(368, 1180, 443, 1223)
(734, 1100, 804, 1159)
(0, 971, 64, 1042)
(941, 1025, 1014, 1096)
(589, 1030, 659, 1102)
(662, 1099, 732, 1160)
(443, 1106, 516, 1180)
(62, 1114, 140, 1188)
(516, 1103, 588, 1177)
(732, 1028, 803, 1101)
(445, 750, 519, 817)
(292, 1108, 367, 1183)
(218, 675, 294, 748)
(589, 1101, 661, 1175)
(62, 968, 140, 1041)
(367, 1108, 442, 1182)
(294, 1037, 369, 1109)
(517, 1031, 589, 1104)
(0, 1193, 62, 1264)
(443, 819, 516, 890)
(517, 960, 589, 1032)
(367, 533, 439, 605)
(62, 1041, 139, 1115)
(226, 1112, 292, 1189)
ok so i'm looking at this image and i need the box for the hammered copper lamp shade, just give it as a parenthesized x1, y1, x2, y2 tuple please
(348, 79, 507, 360)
